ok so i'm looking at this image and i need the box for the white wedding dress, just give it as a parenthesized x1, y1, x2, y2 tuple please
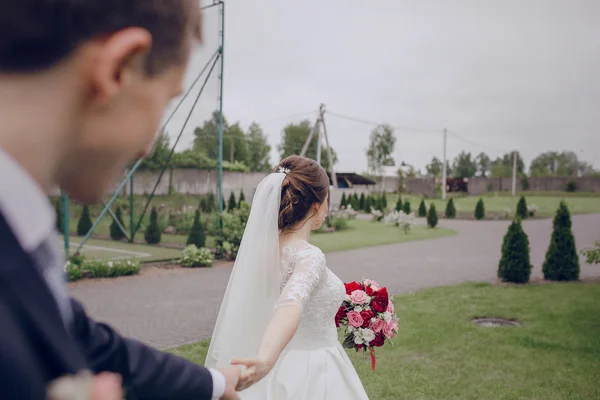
(240, 242, 369, 399)
(205, 172, 368, 399)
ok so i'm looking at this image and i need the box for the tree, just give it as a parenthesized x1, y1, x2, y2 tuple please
(474, 198, 485, 220)
(139, 131, 171, 170)
(402, 201, 411, 215)
(366, 124, 396, 176)
(238, 190, 246, 208)
(395, 197, 403, 212)
(444, 198, 457, 219)
(77, 205, 93, 236)
(490, 152, 525, 178)
(193, 111, 249, 166)
(359, 193, 366, 210)
(418, 199, 427, 217)
(187, 209, 206, 248)
(427, 204, 438, 228)
(452, 151, 477, 178)
(144, 207, 161, 244)
(340, 193, 347, 208)
(498, 219, 532, 283)
(110, 207, 126, 240)
(246, 123, 272, 172)
(516, 196, 528, 220)
(542, 202, 580, 281)
(55, 200, 64, 233)
(475, 152, 491, 177)
(529, 151, 590, 177)
(425, 157, 443, 177)
(278, 119, 337, 170)
(228, 192, 237, 212)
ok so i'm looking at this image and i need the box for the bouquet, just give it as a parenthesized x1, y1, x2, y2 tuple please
(336, 279, 398, 370)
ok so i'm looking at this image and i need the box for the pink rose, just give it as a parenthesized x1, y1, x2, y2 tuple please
(370, 318, 385, 333)
(382, 320, 398, 339)
(349, 290, 368, 305)
(363, 279, 380, 290)
(347, 311, 364, 328)
(386, 301, 395, 314)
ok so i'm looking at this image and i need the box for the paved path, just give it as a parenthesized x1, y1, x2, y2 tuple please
(69, 214, 600, 349)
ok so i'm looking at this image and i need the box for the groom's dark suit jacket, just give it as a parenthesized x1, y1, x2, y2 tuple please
(0, 214, 214, 399)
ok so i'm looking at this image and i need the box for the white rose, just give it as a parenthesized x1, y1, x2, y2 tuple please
(345, 294, 352, 302)
(354, 306, 363, 312)
(383, 312, 392, 322)
(353, 336, 364, 345)
(361, 328, 375, 343)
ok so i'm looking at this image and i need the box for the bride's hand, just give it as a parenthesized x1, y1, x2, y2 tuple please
(230, 358, 273, 391)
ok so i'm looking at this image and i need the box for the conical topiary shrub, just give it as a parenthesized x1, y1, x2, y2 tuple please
(418, 199, 427, 217)
(359, 193, 366, 210)
(498, 218, 532, 283)
(221, 197, 226, 212)
(187, 209, 206, 248)
(110, 207, 127, 241)
(238, 190, 246, 208)
(55, 200, 64, 233)
(445, 198, 457, 219)
(350, 195, 360, 211)
(402, 201, 411, 215)
(364, 196, 373, 213)
(77, 205, 93, 236)
(200, 197, 209, 213)
(474, 198, 485, 220)
(542, 201, 579, 281)
(206, 192, 215, 212)
(227, 192, 237, 212)
(427, 204, 438, 228)
(381, 192, 388, 209)
(340, 193, 348, 208)
(516, 196, 528, 219)
(144, 207, 161, 244)
(395, 197, 403, 212)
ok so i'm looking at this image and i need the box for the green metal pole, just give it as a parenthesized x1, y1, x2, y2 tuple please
(217, 1, 225, 228)
(62, 193, 69, 256)
(129, 174, 134, 242)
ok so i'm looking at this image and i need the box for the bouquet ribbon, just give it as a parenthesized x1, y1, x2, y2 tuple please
(370, 348, 376, 371)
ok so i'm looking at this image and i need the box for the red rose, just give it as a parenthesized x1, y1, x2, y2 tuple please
(356, 344, 364, 351)
(365, 285, 375, 296)
(369, 332, 386, 348)
(360, 310, 374, 328)
(335, 306, 346, 328)
(345, 281, 363, 295)
(371, 287, 389, 313)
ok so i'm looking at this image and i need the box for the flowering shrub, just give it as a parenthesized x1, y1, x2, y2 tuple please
(371, 209, 383, 222)
(332, 205, 358, 220)
(180, 245, 213, 268)
(528, 204, 538, 217)
(216, 204, 250, 260)
(384, 210, 416, 233)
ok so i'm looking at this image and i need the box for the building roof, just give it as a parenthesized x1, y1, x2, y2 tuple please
(329, 172, 377, 186)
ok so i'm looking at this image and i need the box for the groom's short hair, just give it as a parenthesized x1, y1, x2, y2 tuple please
(0, 0, 202, 74)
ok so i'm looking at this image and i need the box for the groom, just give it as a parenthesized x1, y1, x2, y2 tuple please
(0, 1, 240, 399)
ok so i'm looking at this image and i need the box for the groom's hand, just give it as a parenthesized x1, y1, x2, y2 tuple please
(217, 367, 241, 400)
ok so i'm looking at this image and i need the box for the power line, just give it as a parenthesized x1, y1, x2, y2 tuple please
(446, 130, 512, 154)
(255, 111, 317, 125)
(327, 111, 443, 134)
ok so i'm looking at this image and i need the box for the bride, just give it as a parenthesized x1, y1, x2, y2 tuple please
(206, 155, 368, 399)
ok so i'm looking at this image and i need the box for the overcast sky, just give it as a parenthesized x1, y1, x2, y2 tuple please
(165, 0, 600, 174)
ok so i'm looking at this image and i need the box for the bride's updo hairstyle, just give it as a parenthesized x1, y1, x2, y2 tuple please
(277, 155, 330, 232)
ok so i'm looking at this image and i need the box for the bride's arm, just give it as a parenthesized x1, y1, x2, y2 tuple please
(231, 249, 326, 390)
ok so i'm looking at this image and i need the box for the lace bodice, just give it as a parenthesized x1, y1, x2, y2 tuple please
(276, 243, 346, 350)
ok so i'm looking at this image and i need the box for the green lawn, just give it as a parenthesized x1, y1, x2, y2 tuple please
(62, 237, 182, 262)
(313, 219, 455, 254)
(390, 193, 600, 219)
(172, 282, 600, 400)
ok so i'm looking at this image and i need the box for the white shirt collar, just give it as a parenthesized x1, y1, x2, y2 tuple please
(0, 148, 55, 252)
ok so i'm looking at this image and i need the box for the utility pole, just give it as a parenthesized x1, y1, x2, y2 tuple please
(512, 150, 518, 196)
(300, 104, 338, 189)
(442, 129, 447, 200)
